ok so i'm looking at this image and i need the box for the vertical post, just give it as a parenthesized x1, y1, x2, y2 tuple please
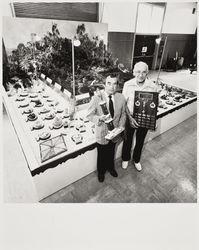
(31, 33, 34, 60)
(157, 36, 167, 82)
(31, 33, 37, 80)
(131, 2, 139, 71)
(99, 34, 105, 65)
(10, 2, 16, 17)
(153, 3, 167, 70)
(72, 38, 75, 98)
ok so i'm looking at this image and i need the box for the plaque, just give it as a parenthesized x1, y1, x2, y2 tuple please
(40, 73, 46, 80)
(46, 77, 52, 85)
(54, 82, 61, 90)
(71, 134, 83, 144)
(39, 134, 67, 162)
(133, 91, 159, 130)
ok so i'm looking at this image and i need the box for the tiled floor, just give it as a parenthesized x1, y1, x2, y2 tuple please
(41, 114, 197, 203)
(3, 69, 197, 203)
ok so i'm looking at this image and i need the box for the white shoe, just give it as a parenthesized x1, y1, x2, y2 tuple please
(122, 161, 128, 169)
(134, 162, 142, 171)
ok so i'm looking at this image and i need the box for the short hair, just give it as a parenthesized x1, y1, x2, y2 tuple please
(88, 83, 105, 97)
(107, 72, 119, 78)
(106, 73, 119, 84)
(133, 61, 149, 73)
(89, 84, 105, 91)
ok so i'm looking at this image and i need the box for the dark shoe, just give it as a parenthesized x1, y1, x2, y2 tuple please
(109, 169, 118, 177)
(98, 174, 105, 182)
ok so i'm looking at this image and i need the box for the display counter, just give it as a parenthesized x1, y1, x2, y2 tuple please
(3, 79, 98, 200)
(3, 79, 197, 201)
(146, 81, 197, 142)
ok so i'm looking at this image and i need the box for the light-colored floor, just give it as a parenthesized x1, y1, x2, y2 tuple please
(41, 114, 197, 203)
(2, 69, 197, 203)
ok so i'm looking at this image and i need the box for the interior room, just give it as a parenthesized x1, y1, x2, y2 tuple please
(2, 1, 197, 203)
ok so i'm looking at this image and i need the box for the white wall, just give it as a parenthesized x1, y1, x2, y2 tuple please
(100, 2, 197, 35)
(100, 2, 138, 32)
(136, 3, 165, 34)
(1, 0, 13, 17)
(162, 2, 197, 34)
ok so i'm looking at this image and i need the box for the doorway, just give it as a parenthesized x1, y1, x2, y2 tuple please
(133, 34, 158, 70)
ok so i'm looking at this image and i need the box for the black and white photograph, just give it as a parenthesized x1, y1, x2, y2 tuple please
(1, 0, 198, 249)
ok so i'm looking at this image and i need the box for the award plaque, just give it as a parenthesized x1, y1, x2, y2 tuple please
(133, 91, 159, 130)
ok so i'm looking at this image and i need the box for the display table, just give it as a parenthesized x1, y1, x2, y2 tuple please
(3, 79, 197, 201)
(146, 81, 197, 142)
(3, 80, 98, 200)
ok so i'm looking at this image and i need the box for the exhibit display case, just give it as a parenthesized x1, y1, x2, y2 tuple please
(157, 82, 197, 117)
(3, 79, 98, 200)
(3, 77, 197, 200)
(146, 81, 197, 142)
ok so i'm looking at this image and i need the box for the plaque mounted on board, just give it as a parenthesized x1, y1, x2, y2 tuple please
(133, 91, 159, 130)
